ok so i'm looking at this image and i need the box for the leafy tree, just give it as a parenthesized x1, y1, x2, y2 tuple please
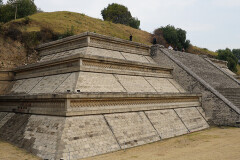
(0, 4, 15, 23)
(0, 0, 3, 5)
(217, 48, 238, 72)
(232, 49, 240, 62)
(101, 3, 140, 29)
(129, 17, 140, 29)
(154, 25, 190, 50)
(0, 0, 37, 23)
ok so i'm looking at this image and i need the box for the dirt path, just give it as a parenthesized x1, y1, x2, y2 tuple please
(0, 127, 239, 160)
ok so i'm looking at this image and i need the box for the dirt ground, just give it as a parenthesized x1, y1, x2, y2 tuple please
(0, 127, 239, 160)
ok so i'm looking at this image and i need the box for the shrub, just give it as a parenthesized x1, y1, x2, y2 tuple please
(101, 3, 140, 29)
(217, 48, 238, 72)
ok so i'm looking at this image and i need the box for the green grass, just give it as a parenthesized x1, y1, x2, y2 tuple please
(237, 64, 240, 75)
(187, 45, 218, 57)
(5, 11, 152, 45)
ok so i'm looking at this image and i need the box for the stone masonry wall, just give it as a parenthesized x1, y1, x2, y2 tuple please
(0, 108, 209, 160)
(151, 45, 240, 127)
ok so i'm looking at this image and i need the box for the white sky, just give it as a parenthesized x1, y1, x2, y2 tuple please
(3, 0, 240, 51)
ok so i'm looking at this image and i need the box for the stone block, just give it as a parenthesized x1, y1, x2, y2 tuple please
(0, 112, 15, 128)
(87, 47, 125, 60)
(175, 107, 209, 132)
(104, 112, 160, 148)
(145, 77, 179, 93)
(145, 109, 189, 139)
(60, 115, 120, 159)
(55, 72, 79, 93)
(116, 75, 156, 93)
(75, 72, 126, 92)
(121, 52, 150, 63)
(29, 73, 70, 94)
(12, 77, 43, 94)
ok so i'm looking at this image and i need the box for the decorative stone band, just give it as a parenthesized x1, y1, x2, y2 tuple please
(36, 32, 151, 57)
(13, 53, 172, 80)
(0, 93, 201, 116)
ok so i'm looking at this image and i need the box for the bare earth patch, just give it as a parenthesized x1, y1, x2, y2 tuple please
(0, 127, 239, 160)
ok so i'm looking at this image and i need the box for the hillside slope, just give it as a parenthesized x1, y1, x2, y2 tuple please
(6, 11, 152, 44)
(1, 11, 235, 74)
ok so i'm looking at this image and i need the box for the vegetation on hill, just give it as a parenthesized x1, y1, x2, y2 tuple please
(217, 48, 239, 72)
(101, 3, 140, 29)
(0, 11, 238, 74)
(0, 0, 37, 23)
(0, 11, 151, 68)
(154, 25, 190, 50)
(187, 45, 218, 57)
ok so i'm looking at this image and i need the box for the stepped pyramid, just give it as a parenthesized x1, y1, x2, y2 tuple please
(0, 32, 209, 160)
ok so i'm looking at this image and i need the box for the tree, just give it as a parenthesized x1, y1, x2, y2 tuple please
(101, 3, 140, 29)
(0, 0, 3, 5)
(154, 25, 190, 50)
(232, 49, 240, 62)
(0, 0, 37, 23)
(129, 17, 140, 29)
(217, 48, 238, 72)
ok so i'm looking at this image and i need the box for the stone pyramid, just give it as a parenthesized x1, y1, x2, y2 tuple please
(0, 32, 209, 160)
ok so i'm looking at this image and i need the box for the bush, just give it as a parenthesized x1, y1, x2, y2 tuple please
(101, 3, 140, 29)
(217, 48, 238, 72)
(154, 25, 190, 50)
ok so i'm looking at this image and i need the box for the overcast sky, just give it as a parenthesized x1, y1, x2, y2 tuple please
(4, 0, 240, 51)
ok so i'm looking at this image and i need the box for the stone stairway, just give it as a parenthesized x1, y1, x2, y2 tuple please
(150, 45, 240, 127)
(218, 88, 240, 109)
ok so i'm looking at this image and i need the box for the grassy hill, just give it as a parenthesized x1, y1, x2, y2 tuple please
(2, 11, 238, 74)
(6, 11, 152, 44)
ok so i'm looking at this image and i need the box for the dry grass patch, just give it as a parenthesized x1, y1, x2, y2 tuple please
(83, 127, 240, 160)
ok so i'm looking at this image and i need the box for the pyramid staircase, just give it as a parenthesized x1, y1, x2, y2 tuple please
(0, 32, 209, 160)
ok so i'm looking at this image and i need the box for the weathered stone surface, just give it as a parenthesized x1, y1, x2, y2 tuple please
(75, 72, 126, 92)
(115, 75, 156, 93)
(0, 113, 30, 146)
(152, 45, 240, 127)
(55, 72, 79, 93)
(11, 77, 43, 94)
(10, 79, 25, 92)
(104, 112, 160, 148)
(121, 52, 150, 63)
(145, 109, 189, 139)
(87, 47, 125, 60)
(144, 56, 156, 63)
(145, 77, 179, 93)
(0, 112, 8, 121)
(29, 73, 70, 94)
(23, 115, 65, 159)
(175, 107, 209, 132)
(168, 78, 186, 93)
(167, 49, 240, 89)
(60, 115, 120, 160)
(0, 112, 15, 128)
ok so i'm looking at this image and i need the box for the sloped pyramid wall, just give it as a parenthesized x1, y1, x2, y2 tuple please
(0, 33, 209, 160)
